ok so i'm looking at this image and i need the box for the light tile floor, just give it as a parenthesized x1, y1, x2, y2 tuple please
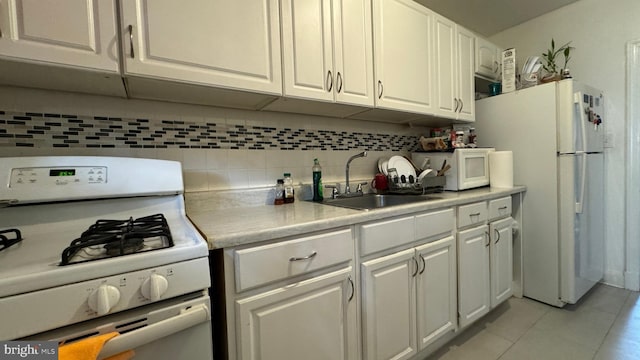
(427, 284, 640, 360)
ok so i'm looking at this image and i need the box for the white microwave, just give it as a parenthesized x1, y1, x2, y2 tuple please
(412, 148, 495, 191)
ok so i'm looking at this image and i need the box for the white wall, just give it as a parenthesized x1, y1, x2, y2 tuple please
(490, 0, 640, 288)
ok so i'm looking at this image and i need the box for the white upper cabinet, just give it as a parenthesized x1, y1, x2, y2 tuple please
(0, 0, 119, 72)
(456, 26, 475, 121)
(333, 0, 374, 106)
(433, 15, 456, 117)
(433, 15, 475, 122)
(280, 0, 374, 106)
(371, 0, 434, 115)
(119, 0, 282, 95)
(280, 0, 333, 102)
(475, 36, 502, 81)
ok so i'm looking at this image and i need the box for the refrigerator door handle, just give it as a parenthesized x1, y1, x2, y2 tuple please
(575, 152, 587, 214)
(574, 91, 588, 152)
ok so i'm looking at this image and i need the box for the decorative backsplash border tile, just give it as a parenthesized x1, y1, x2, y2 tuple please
(0, 110, 419, 152)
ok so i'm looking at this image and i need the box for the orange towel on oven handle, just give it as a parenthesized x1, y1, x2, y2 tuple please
(59, 332, 135, 360)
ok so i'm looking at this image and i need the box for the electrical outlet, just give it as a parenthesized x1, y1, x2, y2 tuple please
(604, 132, 614, 148)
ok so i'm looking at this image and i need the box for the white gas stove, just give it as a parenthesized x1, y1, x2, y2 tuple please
(0, 157, 212, 359)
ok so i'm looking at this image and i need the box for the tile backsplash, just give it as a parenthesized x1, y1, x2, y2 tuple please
(0, 86, 429, 193)
(0, 110, 417, 152)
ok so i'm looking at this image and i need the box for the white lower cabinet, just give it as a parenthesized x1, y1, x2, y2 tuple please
(457, 225, 491, 328)
(221, 196, 517, 360)
(416, 236, 457, 350)
(490, 217, 514, 307)
(228, 228, 357, 360)
(361, 236, 456, 359)
(236, 267, 358, 360)
(458, 198, 514, 329)
(362, 248, 418, 360)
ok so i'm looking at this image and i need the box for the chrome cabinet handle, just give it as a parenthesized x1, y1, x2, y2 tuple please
(326, 70, 333, 92)
(289, 251, 317, 262)
(459, 99, 464, 113)
(494, 60, 500, 73)
(128, 25, 135, 59)
(336, 72, 343, 93)
(469, 212, 481, 217)
(499, 206, 508, 210)
(485, 231, 490, 247)
(412, 257, 419, 277)
(453, 98, 459, 112)
(495, 228, 501, 244)
(378, 80, 383, 99)
(419, 254, 426, 275)
(347, 276, 355, 302)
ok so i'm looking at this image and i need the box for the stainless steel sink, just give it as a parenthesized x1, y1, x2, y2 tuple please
(319, 194, 441, 211)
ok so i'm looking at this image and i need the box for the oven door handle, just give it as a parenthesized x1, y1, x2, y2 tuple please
(97, 304, 210, 360)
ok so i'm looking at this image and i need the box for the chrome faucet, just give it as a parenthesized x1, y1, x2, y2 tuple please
(344, 151, 367, 196)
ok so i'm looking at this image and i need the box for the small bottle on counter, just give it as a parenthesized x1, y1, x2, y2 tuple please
(448, 129, 456, 148)
(454, 131, 465, 148)
(468, 128, 477, 148)
(274, 179, 285, 205)
(283, 173, 295, 203)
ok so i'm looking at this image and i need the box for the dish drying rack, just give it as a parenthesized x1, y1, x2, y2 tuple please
(386, 168, 446, 195)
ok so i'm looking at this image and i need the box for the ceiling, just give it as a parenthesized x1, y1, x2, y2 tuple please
(415, 0, 581, 37)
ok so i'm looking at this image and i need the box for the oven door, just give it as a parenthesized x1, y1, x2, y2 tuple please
(21, 292, 213, 360)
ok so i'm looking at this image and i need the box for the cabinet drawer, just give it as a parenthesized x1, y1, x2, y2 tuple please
(360, 216, 415, 256)
(234, 229, 353, 291)
(415, 208, 454, 240)
(457, 202, 488, 228)
(488, 197, 512, 220)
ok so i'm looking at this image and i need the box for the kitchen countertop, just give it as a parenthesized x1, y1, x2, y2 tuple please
(185, 186, 526, 249)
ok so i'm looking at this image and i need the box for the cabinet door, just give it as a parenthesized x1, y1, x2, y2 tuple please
(433, 14, 457, 118)
(332, 0, 374, 106)
(372, 0, 434, 114)
(236, 267, 357, 360)
(0, 0, 118, 72)
(475, 36, 500, 80)
(281, 0, 334, 101)
(457, 225, 490, 328)
(120, 0, 282, 94)
(490, 217, 513, 308)
(456, 26, 475, 121)
(362, 248, 417, 360)
(416, 236, 457, 350)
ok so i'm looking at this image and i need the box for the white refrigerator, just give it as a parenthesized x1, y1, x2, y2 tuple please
(475, 79, 605, 307)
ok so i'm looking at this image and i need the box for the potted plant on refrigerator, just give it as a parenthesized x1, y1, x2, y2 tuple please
(541, 38, 574, 82)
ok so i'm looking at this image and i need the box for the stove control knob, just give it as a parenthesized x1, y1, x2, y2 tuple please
(88, 285, 121, 316)
(141, 273, 168, 301)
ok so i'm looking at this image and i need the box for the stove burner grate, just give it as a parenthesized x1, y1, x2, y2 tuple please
(0, 228, 22, 252)
(60, 214, 174, 266)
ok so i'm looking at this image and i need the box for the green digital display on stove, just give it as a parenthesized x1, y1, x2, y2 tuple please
(49, 169, 76, 177)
